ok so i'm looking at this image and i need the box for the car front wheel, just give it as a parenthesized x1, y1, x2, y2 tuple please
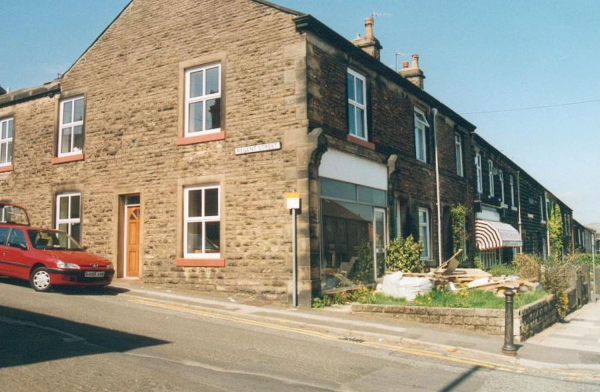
(30, 267, 52, 292)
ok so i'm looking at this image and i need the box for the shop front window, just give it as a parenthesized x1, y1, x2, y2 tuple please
(320, 178, 387, 292)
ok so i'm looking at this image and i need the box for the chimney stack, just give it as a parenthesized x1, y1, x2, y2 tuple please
(399, 54, 425, 89)
(351, 17, 382, 60)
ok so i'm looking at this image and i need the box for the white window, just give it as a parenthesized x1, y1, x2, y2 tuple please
(475, 153, 483, 194)
(540, 195, 545, 222)
(454, 133, 463, 177)
(509, 175, 515, 208)
(0, 117, 14, 166)
(184, 185, 221, 259)
(56, 193, 81, 243)
(499, 170, 505, 206)
(488, 160, 495, 197)
(185, 63, 222, 136)
(347, 69, 367, 140)
(414, 109, 429, 162)
(418, 208, 430, 260)
(58, 96, 84, 156)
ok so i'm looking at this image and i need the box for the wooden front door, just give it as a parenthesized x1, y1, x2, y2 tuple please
(126, 206, 140, 277)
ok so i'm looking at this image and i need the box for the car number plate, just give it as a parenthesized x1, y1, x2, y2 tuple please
(85, 271, 105, 278)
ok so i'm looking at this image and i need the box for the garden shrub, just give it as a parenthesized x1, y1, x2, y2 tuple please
(513, 253, 541, 280)
(540, 256, 570, 320)
(487, 263, 516, 277)
(385, 235, 425, 273)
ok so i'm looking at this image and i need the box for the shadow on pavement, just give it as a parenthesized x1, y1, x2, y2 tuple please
(0, 305, 169, 369)
(0, 276, 129, 296)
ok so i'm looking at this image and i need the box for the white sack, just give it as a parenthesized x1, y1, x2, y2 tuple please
(381, 272, 433, 301)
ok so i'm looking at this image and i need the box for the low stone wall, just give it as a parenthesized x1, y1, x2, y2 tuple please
(351, 304, 505, 336)
(352, 288, 582, 342)
(352, 286, 589, 342)
(516, 295, 557, 341)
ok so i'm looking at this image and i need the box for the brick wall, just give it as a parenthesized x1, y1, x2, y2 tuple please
(305, 36, 475, 268)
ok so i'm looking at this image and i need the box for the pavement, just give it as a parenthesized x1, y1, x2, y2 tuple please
(111, 279, 600, 372)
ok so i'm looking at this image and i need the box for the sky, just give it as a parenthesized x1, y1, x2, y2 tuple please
(2, 0, 599, 224)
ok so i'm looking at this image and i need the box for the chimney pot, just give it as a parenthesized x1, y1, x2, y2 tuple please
(351, 15, 382, 60)
(365, 16, 374, 40)
(398, 54, 425, 90)
(411, 54, 420, 69)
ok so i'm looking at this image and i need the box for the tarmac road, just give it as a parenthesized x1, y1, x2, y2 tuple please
(0, 277, 598, 392)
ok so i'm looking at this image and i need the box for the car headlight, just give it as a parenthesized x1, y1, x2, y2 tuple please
(105, 263, 114, 270)
(56, 260, 80, 269)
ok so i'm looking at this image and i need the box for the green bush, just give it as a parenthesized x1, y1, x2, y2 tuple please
(348, 286, 376, 303)
(487, 263, 516, 277)
(311, 297, 325, 308)
(513, 253, 541, 280)
(386, 235, 425, 273)
(540, 256, 570, 320)
(473, 255, 483, 270)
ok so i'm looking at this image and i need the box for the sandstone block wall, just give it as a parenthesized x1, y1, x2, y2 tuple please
(0, 0, 312, 303)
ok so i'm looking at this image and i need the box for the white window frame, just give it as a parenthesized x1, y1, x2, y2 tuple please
(509, 175, 516, 208)
(418, 207, 430, 261)
(347, 68, 368, 141)
(488, 160, 495, 197)
(184, 63, 222, 137)
(475, 153, 483, 194)
(499, 170, 506, 206)
(0, 117, 14, 166)
(540, 195, 546, 223)
(183, 185, 221, 259)
(454, 133, 463, 177)
(414, 108, 429, 162)
(55, 192, 81, 240)
(58, 96, 84, 157)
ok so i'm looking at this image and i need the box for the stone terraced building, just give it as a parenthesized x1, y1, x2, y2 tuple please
(0, 0, 580, 305)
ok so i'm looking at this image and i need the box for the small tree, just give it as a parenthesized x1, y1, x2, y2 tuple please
(450, 204, 467, 262)
(548, 204, 563, 257)
(386, 235, 425, 273)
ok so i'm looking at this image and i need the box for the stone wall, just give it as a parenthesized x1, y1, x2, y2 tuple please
(0, 0, 313, 303)
(351, 304, 505, 335)
(352, 288, 587, 342)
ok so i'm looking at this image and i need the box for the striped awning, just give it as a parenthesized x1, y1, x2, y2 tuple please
(475, 219, 522, 251)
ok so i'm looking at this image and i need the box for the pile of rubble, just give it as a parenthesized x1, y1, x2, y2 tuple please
(385, 250, 540, 299)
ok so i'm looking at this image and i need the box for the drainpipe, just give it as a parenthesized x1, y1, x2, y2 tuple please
(544, 192, 550, 259)
(517, 170, 523, 254)
(432, 108, 443, 266)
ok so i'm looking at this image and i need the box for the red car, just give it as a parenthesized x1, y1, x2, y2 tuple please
(0, 202, 114, 292)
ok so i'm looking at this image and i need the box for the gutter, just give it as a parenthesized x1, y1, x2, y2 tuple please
(0, 81, 60, 108)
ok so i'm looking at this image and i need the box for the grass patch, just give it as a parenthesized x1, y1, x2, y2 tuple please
(355, 289, 548, 309)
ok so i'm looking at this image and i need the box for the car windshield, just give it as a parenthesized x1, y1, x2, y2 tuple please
(0, 203, 30, 226)
(27, 230, 83, 251)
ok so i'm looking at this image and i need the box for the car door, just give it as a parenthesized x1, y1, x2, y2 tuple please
(2, 228, 32, 279)
(0, 227, 12, 276)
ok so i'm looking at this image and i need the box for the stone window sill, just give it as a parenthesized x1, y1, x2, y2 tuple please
(177, 131, 226, 146)
(347, 135, 375, 150)
(176, 258, 226, 267)
(0, 164, 14, 173)
(51, 153, 85, 165)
